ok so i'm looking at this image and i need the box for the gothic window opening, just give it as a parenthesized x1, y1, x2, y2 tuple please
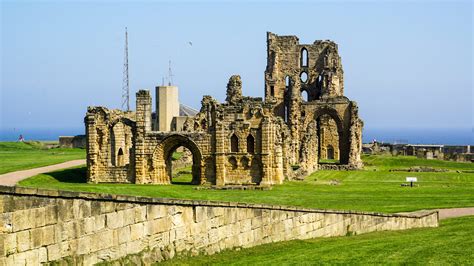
(301, 48, 308, 67)
(247, 134, 255, 153)
(270, 86, 275, 96)
(117, 148, 124, 166)
(231, 134, 239, 152)
(301, 90, 309, 102)
(327, 145, 334, 160)
(285, 76, 290, 89)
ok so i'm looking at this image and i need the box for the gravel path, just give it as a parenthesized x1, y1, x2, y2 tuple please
(438, 207, 474, 220)
(0, 159, 86, 186)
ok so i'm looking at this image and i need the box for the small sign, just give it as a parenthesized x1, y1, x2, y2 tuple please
(406, 177, 417, 182)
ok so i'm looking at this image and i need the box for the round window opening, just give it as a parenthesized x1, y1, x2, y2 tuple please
(300, 72, 308, 83)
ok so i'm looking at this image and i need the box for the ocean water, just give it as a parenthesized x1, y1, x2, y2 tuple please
(0, 128, 85, 142)
(1, 127, 472, 145)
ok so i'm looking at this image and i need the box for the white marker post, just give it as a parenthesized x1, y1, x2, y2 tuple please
(406, 177, 417, 187)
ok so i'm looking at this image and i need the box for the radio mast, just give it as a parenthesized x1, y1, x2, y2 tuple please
(121, 27, 130, 111)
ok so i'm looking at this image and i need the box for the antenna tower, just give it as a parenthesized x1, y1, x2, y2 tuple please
(121, 27, 130, 111)
(167, 60, 174, 86)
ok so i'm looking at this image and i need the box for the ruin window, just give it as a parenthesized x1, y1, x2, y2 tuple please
(284, 105, 288, 123)
(270, 86, 275, 96)
(285, 76, 290, 88)
(327, 145, 334, 160)
(301, 90, 308, 102)
(300, 72, 308, 83)
(301, 48, 308, 67)
(301, 111, 306, 117)
(231, 134, 239, 152)
(241, 157, 250, 169)
(117, 148, 124, 166)
(228, 157, 238, 170)
(247, 134, 255, 153)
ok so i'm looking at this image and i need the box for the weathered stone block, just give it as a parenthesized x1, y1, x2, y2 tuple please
(117, 226, 131, 244)
(16, 230, 30, 252)
(106, 211, 124, 229)
(130, 223, 144, 241)
(46, 243, 60, 261)
(147, 205, 166, 220)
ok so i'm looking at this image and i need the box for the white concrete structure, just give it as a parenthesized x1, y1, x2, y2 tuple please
(155, 85, 179, 131)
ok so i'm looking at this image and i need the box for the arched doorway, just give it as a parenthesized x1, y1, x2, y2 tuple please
(315, 111, 343, 164)
(157, 135, 202, 184)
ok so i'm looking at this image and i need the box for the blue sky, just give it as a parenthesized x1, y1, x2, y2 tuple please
(1, 1, 472, 135)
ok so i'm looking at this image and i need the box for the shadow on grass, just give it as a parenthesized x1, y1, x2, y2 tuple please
(171, 181, 195, 186)
(47, 167, 87, 183)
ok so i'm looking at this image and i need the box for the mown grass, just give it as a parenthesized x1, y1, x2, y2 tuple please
(161, 216, 474, 265)
(0, 142, 85, 174)
(19, 155, 474, 213)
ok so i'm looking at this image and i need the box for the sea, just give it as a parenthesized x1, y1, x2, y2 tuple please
(0, 127, 473, 145)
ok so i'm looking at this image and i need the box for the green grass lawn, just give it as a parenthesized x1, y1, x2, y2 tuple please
(19, 154, 474, 213)
(0, 142, 85, 174)
(161, 216, 474, 265)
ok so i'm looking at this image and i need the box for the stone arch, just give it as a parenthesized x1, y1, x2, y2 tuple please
(153, 134, 202, 184)
(117, 148, 124, 166)
(327, 145, 334, 160)
(228, 156, 238, 170)
(246, 134, 255, 153)
(313, 107, 347, 164)
(301, 89, 309, 102)
(231, 134, 239, 152)
(109, 118, 136, 167)
(301, 48, 308, 67)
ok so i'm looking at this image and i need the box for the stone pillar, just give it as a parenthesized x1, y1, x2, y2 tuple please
(348, 102, 363, 169)
(288, 75, 301, 164)
(84, 111, 98, 183)
(260, 118, 273, 185)
(214, 123, 226, 186)
(135, 90, 152, 183)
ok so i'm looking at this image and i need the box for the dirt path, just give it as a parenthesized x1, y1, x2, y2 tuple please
(0, 159, 86, 186)
(438, 207, 474, 220)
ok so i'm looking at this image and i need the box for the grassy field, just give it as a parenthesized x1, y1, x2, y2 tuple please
(0, 142, 85, 174)
(19, 154, 474, 213)
(161, 216, 474, 265)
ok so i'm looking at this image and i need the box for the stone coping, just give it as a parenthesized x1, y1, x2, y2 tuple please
(0, 185, 437, 219)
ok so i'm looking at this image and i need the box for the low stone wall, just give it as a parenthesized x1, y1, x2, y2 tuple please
(0, 186, 438, 265)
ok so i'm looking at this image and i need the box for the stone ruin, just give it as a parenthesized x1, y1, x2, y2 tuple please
(85, 32, 363, 187)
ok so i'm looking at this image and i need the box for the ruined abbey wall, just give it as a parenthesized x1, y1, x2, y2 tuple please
(1, 186, 438, 265)
(84, 32, 364, 186)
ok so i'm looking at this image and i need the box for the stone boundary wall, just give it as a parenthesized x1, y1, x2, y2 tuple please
(0, 186, 438, 265)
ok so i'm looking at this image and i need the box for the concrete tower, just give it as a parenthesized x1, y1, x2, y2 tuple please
(155, 85, 179, 131)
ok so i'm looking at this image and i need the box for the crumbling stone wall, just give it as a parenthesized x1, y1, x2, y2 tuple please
(84, 32, 364, 186)
(265, 32, 363, 170)
(0, 187, 438, 265)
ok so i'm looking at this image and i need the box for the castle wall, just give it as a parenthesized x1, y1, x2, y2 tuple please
(0, 186, 438, 265)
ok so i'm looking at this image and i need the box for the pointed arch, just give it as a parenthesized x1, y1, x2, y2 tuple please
(247, 134, 255, 153)
(231, 134, 239, 152)
(301, 48, 308, 67)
